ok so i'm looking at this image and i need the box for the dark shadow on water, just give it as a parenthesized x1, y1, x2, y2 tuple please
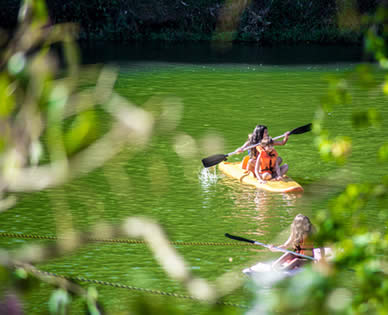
(79, 41, 365, 65)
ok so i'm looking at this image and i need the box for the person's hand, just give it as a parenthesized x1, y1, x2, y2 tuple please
(268, 244, 276, 252)
(284, 131, 291, 137)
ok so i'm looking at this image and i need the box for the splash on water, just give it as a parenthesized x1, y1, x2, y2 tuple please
(198, 167, 219, 191)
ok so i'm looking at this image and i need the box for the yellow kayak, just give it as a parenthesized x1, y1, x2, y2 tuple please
(218, 161, 303, 193)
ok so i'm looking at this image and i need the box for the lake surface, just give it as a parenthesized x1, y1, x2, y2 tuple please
(0, 43, 386, 313)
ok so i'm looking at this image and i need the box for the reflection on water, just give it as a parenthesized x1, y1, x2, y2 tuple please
(219, 174, 300, 240)
(252, 191, 301, 235)
(218, 175, 304, 280)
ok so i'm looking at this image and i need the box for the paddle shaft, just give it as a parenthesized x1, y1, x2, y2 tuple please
(272, 133, 287, 141)
(254, 241, 316, 261)
(224, 133, 287, 156)
(225, 233, 316, 261)
(202, 136, 287, 168)
(228, 124, 311, 156)
(237, 123, 312, 153)
(201, 123, 311, 168)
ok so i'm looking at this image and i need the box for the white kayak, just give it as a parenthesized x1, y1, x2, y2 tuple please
(243, 261, 301, 278)
(243, 248, 334, 278)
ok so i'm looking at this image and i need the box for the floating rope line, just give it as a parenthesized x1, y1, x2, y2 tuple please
(33, 269, 248, 309)
(0, 232, 263, 248)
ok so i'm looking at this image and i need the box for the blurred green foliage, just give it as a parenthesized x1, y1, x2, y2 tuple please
(257, 3, 388, 314)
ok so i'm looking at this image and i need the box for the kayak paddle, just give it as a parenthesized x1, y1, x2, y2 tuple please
(225, 233, 316, 261)
(272, 123, 312, 140)
(201, 123, 312, 168)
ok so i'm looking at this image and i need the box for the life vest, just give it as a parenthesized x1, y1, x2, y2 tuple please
(294, 237, 314, 258)
(257, 146, 278, 174)
(241, 155, 250, 170)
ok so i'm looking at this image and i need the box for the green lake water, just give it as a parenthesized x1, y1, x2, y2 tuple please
(0, 44, 387, 313)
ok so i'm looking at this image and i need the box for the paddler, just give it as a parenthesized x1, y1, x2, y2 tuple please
(236, 125, 269, 155)
(236, 125, 290, 182)
(268, 214, 325, 271)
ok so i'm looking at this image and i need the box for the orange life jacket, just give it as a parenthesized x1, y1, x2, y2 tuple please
(257, 146, 278, 174)
(241, 155, 250, 170)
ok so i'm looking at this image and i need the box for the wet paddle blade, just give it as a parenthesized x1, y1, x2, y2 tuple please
(289, 123, 312, 135)
(225, 233, 255, 244)
(202, 154, 228, 168)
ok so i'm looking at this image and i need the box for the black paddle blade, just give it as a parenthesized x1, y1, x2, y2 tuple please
(202, 154, 228, 168)
(290, 123, 312, 135)
(225, 233, 255, 244)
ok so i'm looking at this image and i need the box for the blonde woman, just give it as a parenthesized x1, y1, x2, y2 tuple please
(269, 214, 324, 271)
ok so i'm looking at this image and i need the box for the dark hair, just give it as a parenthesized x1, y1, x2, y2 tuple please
(249, 125, 267, 158)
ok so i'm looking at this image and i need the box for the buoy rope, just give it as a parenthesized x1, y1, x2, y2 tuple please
(33, 269, 248, 309)
(0, 232, 260, 247)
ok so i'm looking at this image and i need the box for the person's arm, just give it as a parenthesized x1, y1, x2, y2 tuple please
(268, 245, 284, 252)
(268, 230, 294, 252)
(235, 140, 250, 153)
(255, 152, 263, 181)
(282, 233, 294, 248)
(273, 131, 290, 146)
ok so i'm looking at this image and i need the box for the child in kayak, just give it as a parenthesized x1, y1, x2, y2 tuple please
(268, 214, 323, 271)
(254, 137, 288, 182)
(236, 125, 290, 182)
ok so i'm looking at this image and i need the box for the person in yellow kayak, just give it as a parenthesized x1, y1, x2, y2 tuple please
(236, 124, 268, 156)
(236, 125, 290, 182)
(268, 214, 323, 271)
(255, 137, 290, 182)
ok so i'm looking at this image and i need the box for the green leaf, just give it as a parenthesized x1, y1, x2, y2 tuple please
(378, 143, 388, 162)
(64, 111, 98, 155)
(8, 52, 26, 76)
(48, 84, 69, 120)
(49, 289, 71, 315)
(14, 268, 28, 279)
(352, 109, 381, 128)
(20, 0, 48, 24)
(0, 74, 15, 117)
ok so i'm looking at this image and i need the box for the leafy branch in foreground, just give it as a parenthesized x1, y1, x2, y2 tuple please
(0, 0, 155, 211)
(0, 1, 242, 313)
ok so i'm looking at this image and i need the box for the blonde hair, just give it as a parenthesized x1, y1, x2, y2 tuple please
(290, 214, 315, 248)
